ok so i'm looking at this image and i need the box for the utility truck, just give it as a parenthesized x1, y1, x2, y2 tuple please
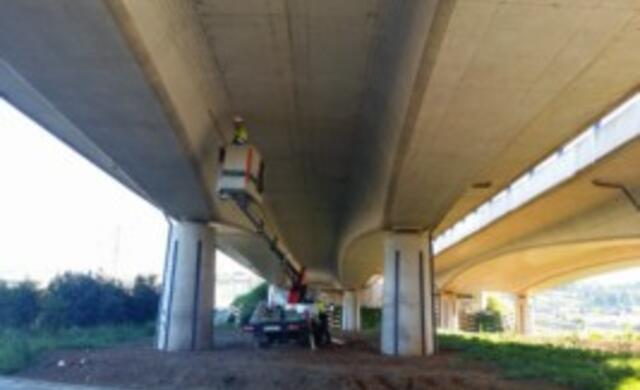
(218, 118, 332, 348)
(242, 302, 315, 348)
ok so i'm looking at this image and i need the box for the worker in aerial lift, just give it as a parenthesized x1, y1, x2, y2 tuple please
(232, 115, 249, 145)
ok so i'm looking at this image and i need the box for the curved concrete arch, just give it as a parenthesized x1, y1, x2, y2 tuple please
(440, 237, 640, 294)
(436, 227, 640, 288)
(304, 269, 343, 290)
(524, 256, 640, 294)
(435, 237, 602, 289)
(364, 273, 384, 288)
(339, 229, 386, 289)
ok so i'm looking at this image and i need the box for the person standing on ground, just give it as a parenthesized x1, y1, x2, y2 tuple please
(315, 299, 332, 346)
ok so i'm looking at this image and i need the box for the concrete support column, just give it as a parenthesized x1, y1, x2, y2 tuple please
(342, 290, 361, 331)
(381, 232, 435, 356)
(438, 292, 459, 331)
(515, 295, 533, 336)
(470, 291, 486, 312)
(156, 221, 215, 351)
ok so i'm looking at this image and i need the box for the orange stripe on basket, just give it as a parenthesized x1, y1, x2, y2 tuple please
(245, 147, 253, 186)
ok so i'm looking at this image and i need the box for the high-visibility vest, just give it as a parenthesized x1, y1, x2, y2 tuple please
(234, 125, 249, 144)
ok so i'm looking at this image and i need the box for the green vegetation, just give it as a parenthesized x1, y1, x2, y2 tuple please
(0, 324, 154, 374)
(536, 280, 640, 333)
(40, 273, 159, 328)
(0, 281, 39, 328)
(361, 307, 381, 330)
(232, 282, 268, 324)
(439, 332, 640, 390)
(555, 280, 640, 314)
(473, 296, 505, 332)
(0, 273, 160, 374)
(0, 273, 159, 329)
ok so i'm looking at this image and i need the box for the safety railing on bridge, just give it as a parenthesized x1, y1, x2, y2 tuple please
(434, 93, 640, 254)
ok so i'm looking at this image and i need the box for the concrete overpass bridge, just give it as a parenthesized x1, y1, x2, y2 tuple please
(1, 0, 640, 356)
(434, 110, 640, 332)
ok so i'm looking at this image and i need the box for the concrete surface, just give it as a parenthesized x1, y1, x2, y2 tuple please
(381, 233, 435, 356)
(437, 136, 640, 296)
(339, 0, 640, 288)
(341, 290, 361, 332)
(515, 295, 533, 336)
(438, 292, 459, 330)
(1, 0, 639, 324)
(157, 221, 215, 351)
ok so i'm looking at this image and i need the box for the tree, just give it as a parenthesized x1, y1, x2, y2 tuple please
(232, 282, 269, 324)
(10, 281, 40, 327)
(41, 273, 102, 327)
(2, 272, 160, 330)
(474, 296, 505, 332)
(127, 276, 160, 323)
(96, 278, 129, 324)
(0, 281, 39, 328)
(40, 272, 148, 328)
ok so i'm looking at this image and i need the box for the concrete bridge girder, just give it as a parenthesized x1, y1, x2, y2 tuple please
(3, 0, 640, 288)
(436, 133, 640, 296)
(441, 238, 640, 295)
(4, 0, 640, 356)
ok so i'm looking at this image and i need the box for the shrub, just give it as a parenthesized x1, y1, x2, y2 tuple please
(41, 273, 113, 327)
(0, 329, 31, 374)
(361, 307, 382, 330)
(0, 273, 159, 373)
(0, 281, 39, 328)
(0, 272, 159, 330)
(474, 296, 505, 332)
(40, 273, 160, 328)
(127, 276, 160, 324)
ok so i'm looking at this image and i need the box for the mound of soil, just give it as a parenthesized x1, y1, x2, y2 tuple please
(18, 330, 566, 390)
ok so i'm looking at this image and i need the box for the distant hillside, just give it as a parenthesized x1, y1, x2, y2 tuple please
(534, 280, 640, 332)
(553, 280, 640, 313)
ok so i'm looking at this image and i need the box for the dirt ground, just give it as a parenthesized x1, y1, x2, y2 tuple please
(18, 329, 567, 390)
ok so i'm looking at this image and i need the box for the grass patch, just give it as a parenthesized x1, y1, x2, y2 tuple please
(0, 324, 154, 374)
(439, 333, 640, 390)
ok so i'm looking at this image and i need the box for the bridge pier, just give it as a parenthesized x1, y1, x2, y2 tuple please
(515, 294, 534, 336)
(381, 232, 435, 356)
(342, 290, 361, 331)
(156, 221, 215, 351)
(438, 292, 459, 331)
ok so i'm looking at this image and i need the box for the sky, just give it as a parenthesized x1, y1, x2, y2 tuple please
(0, 97, 639, 290)
(0, 98, 256, 287)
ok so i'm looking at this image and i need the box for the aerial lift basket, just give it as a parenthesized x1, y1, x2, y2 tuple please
(218, 144, 265, 204)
